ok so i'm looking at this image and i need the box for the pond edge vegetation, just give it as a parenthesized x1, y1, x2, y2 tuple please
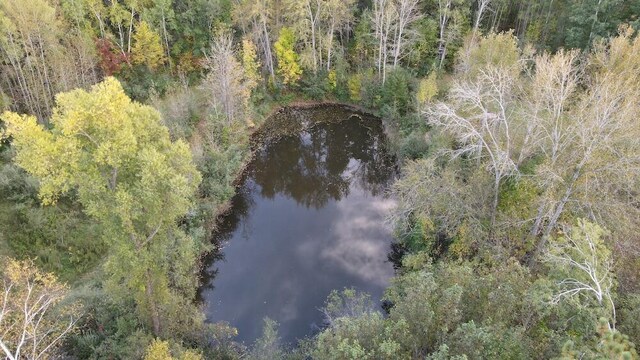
(1, 0, 640, 358)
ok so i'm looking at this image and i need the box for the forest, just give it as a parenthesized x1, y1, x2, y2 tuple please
(1, 0, 640, 358)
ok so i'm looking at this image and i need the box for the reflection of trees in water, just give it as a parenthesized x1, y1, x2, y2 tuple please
(198, 111, 397, 300)
(252, 118, 396, 209)
(197, 184, 255, 301)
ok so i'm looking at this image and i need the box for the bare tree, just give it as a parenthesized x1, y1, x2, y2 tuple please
(372, 0, 395, 83)
(202, 31, 252, 126)
(0, 0, 98, 121)
(372, 0, 422, 83)
(391, 0, 422, 68)
(392, 157, 490, 242)
(531, 29, 640, 258)
(429, 63, 525, 230)
(437, 0, 452, 68)
(527, 50, 582, 238)
(287, 0, 322, 72)
(545, 220, 616, 329)
(473, 0, 492, 34)
(320, 289, 378, 327)
(232, 0, 277, 81)
(437, 0, 469, 69)
(0, 259, 79, 360)
(324, 0, 357, 72)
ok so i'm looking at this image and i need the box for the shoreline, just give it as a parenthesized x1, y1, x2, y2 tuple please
(205, 101, 385, 229)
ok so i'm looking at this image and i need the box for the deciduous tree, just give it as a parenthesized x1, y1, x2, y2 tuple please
(429, 32, 526, 231)
(0, 0, 98, 121)
(0, 258, 79, 360)
(274, 27, 302, 86)
(2, 77, 201, 336)
(132, 21, 166, 70)
(372, 0, 422, 83)
(546, 220, 617, 328)
(202, 31, 253, 125)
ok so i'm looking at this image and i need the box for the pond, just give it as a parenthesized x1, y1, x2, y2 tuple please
(198, 105, 397, 345)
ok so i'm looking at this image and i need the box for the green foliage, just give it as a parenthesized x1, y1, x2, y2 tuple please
(379, 68, 414, 116)
(497, 176, 540, 251)
(619, 295, 640, 346)
(248, 319, 285, 360)
(565, 0, 636, 49)
(2, 77, 202, 337)
(347, 73, 362, 102)
(303, 257, 632, 359)
(463, 31, 521, 76)
(444, 321, 529, 359)
(408, 18, 439, 75)
(2, 201, 104, 282)
(299, 71, 329, 100)
(395, 130, 430, 160)
(0, 149, 104, 282)
(595, 318, 638, 360)
(169, 0, 232, 60)
(310, 290, 404, 360)
(2, 1, 640, 359)
(350, 10, 376, 69)
(119, 66, 174, 102)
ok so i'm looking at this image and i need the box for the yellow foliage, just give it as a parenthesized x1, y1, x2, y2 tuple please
(180, 350, 204, 360)
(348, 74, 362, 102)
(132, 21, 166, 70)
(2, 77, 201, 332)
(144, 339, 173, 360)
(449, 220, 474, 259)
(242, 36, 261, 90)
(274, 27, 302, 85)
(144, 339, 203, 360)
(2, 77, 199, 211)
(464, 31, 520, 76)
(328, 70, 337, 90)
(416, 72, 438, 106)
(1, 258, 78, 359)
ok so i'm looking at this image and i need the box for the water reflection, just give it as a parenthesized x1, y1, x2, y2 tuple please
(253, 115, 395, 208)
(199, 105, 397, 344)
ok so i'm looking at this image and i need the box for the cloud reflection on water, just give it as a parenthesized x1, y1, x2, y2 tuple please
(198, 106, 398, 344)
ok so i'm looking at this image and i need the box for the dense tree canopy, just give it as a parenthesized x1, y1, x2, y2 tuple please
(0, 0, 639, 358)
(2, 77, 201, 337)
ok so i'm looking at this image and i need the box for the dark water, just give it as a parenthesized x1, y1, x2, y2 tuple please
(199, 105, 397, 345)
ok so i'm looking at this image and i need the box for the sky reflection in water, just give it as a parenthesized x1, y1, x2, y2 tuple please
(199, 106, 397, 344)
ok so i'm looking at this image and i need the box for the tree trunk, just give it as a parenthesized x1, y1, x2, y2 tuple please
(161, 11, 171, 66)
(529, 163, 584, 265)
(127, 8, 135, 53)
(490, 174, 500, 236)
(260, 17, 275, 81)
(438, 0, 450, 69)
(588, 0, 603, 48)
(145, 270, 161, 335)
(326, 22, 335, 71)
(307, 1, 318, 73)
